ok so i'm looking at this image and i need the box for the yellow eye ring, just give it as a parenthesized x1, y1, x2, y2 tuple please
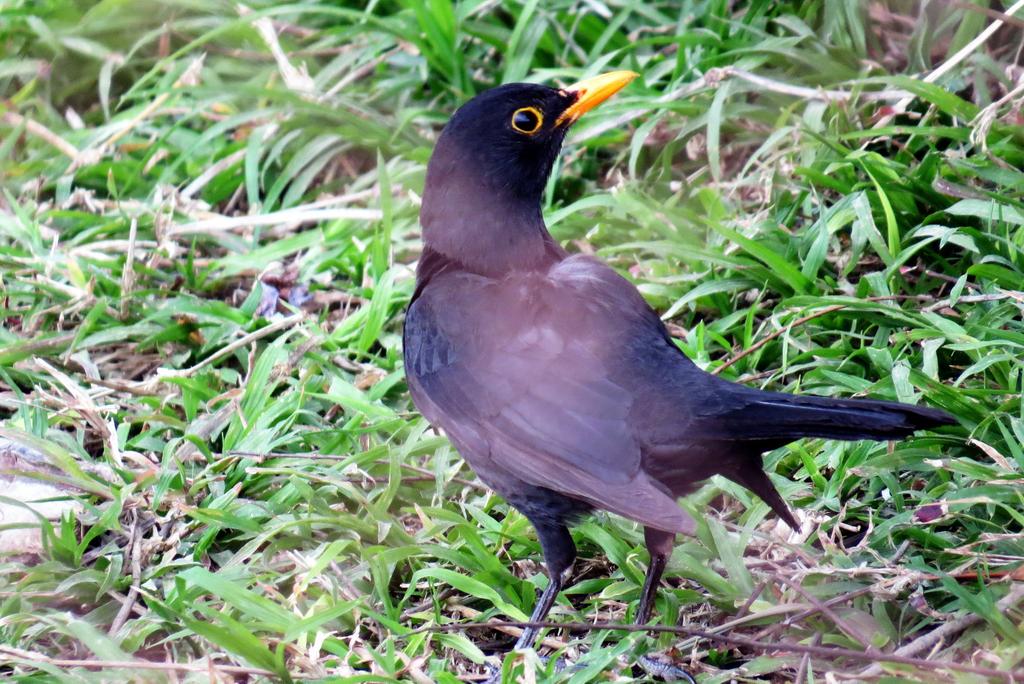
(511, 107, 543, 135)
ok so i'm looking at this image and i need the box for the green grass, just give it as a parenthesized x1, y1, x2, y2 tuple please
(2, 0, 1024, 681)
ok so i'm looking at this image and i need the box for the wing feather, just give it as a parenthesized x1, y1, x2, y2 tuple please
(405, 256, 694, 534)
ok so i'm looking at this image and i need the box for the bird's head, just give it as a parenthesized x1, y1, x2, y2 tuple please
(426, 71, 638, 205)
(420, 71, 637, 273)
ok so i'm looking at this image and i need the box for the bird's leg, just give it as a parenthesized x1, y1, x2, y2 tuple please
(636, 526, 674, 625)
(636, 526, 695, 683)
(513, 521, 576, 650)
(511, 566, 566, 651)
(485, 575, 568, 684)
(484, 522, 576, 684)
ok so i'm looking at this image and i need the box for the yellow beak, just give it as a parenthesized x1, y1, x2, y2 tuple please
(556, 70, 639, 127)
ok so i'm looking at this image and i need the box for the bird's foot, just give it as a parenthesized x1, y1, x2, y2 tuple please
(483, 661, 501, 684)
(637, 654, 696, 683)
(483, 652, 576, 683)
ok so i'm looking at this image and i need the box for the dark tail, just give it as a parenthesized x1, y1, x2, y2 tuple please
(706, 388, 954, 530)
(723, 464, 800, 529)
(720, 389, 957, 443)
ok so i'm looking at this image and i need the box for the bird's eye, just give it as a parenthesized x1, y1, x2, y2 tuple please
(511, 107, 543, 135)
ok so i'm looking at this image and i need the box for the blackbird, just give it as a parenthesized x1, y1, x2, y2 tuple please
(403, 71, 956, 654)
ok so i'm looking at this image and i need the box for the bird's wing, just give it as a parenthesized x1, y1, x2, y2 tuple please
(405, 257, 695, 534)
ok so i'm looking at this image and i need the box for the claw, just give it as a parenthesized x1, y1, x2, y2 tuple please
(637, 654, 696, 683)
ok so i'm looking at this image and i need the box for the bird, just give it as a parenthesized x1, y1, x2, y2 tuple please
(403, 70, 956, 658)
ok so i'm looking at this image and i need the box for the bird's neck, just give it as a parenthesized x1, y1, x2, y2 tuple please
(419, 166, 564, 278)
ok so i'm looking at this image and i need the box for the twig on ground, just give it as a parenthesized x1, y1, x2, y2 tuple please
(713, 67, 909, 103)
(794, 633, 819, 683)
(156, 312, 306, 382)
(768, 586, 874, 639)
(1, 112, 80, 159)
(875, 0, 1024, 128)
(448, 604, 569, 651)
(732, 582, 765, 623)
(969, 438, 1016, 472)
(923, 292, 1016, 313)
(401, 619, 1024, 680)
(108, 510, 142, 636)
(712, 305, 845, 375)
(0, 332, 77, 359)
(857, 581, 1024, 679)
(951, 0, 1024, 29)
(0, 645, 284, 677)
(243, 5, 316, 96)
(713, 294, 935, 375)
(228, 450, 487, 491)
(770, 568, 876, 652)
(383, 460, 488, 492)
(168, 206, 383, 236)
(401, 587, 457, 621)
(970, 72, 1024, 156)
(925, 269, 983, 291)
